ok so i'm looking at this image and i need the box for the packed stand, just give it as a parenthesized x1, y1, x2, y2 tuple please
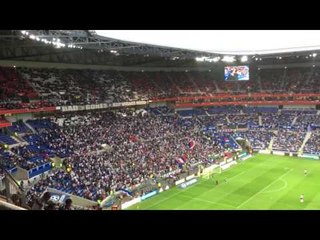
(303, 129, 320, 155)
(272, 129, 306, 152)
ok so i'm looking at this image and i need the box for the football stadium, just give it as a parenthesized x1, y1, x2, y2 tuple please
(0, 30, 320, 210)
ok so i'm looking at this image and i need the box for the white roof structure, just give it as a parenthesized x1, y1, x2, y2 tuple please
(96, 30, 320, 55)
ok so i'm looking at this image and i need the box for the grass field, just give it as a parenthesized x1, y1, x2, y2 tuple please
(128, 154, 320, 210)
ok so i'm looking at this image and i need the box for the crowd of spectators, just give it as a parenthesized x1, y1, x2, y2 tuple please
(0, 66, 318, 109)
(1, 106, 320, 206)
(22, 109, 319, 202)
(233, 130, 274, 149)
(24, 112, 227, 202)
(303, 129, 320, 154)
(272, 129, 306, 152)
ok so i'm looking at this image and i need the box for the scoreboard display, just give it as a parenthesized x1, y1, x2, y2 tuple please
(224, 65, 249, 81)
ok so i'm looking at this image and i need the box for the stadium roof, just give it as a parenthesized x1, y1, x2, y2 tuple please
(95, 30, 320, 55)
(1, 30, 320, 67)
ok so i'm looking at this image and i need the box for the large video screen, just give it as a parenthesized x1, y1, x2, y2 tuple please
(224, 65, 249, 81)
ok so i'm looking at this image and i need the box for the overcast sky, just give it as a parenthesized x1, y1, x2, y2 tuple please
(95, 30, 320, 55)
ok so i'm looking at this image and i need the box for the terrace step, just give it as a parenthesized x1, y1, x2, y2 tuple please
(299, 131, 312, 153)
(268, 135, 275, 150)
(291, 116, 298, 126)
(24, 122, 36, 133)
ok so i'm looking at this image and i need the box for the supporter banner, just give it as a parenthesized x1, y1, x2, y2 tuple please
(121, 197, 141, 209)
(46, 190, 71, 204)
(135, 101, 148, 105)
(259, 149, 271, 154)
(141, 190, 158, 201)
(179, 178, 198, 189)
(59, 101, 148, 112)
(175, 179, 185, 186)
(112, 103, 122, 107)
(186, 174, 195, 181)
(120, 102, 132, 107)
(61, 106, 79, 112)
(162, 169, 180, 178)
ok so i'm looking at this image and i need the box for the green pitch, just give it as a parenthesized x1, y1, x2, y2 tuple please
(128, 154, 320, 210)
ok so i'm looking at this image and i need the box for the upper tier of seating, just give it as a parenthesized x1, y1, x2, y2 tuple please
(0, 66, 315, 108)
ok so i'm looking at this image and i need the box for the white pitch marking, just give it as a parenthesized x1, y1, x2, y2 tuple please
(236, 168, 293, 209)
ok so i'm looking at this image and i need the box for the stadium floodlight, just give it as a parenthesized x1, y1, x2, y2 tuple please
(222, 56, 235, 62)
(195, 57, 205, 62)
(29, 35, 35, 40)
(21, 30, 26, 35)
(279, 56, 282, 59)
(213, 57, 220, 62)
(196, 56, 220, 62)
(255, 57, 259, 61)
(313, 53, 317, 57)
(313, 65, 316, 67)
(241, 56, 248, 62)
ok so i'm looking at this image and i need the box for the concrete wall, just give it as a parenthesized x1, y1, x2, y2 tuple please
(5, 113, 33, 123)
